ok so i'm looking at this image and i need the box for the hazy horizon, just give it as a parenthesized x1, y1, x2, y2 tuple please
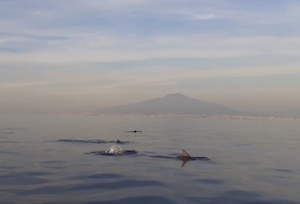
(1, 1, 300, 116)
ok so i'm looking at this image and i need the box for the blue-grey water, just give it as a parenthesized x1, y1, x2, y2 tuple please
(0, 114, 299, 204)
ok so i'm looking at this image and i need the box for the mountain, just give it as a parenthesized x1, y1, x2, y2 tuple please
(97, 93, 243, 115)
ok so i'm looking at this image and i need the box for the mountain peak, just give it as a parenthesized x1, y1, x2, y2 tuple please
(99, 93, 242, 115)
(163, 93, 189, 99)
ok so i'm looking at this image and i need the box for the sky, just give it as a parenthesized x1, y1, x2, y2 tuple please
(0, 0, 300, 115)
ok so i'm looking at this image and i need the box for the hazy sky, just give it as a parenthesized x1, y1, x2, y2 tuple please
(1, 0, 300, 114)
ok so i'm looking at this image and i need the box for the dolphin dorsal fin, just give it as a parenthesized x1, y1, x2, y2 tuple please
(117, 140, 121, 143)
(181, 149, 191, 158)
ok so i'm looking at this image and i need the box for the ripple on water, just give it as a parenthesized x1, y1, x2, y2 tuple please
(2, 178, 167, 197)
(39, 160, 66, 170)
(0, 171, 51, 186)
(0, 141, 19, 144)
(39, 160, 64, 164)
(35, 196, 174, 204)
(84, 195, 174, 204)
(274, 168, 293, 173)
(187, 190, 300, 204)
(68, 173, 123, 180)
(0, 135, 8, 139)
(71, 179, 166, 191)
(196, 178, 225, 185)
(0, 150, 20, 155)
(0, 127, 27, 135)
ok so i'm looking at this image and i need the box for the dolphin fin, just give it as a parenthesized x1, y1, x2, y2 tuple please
(181, 149, 192, 158)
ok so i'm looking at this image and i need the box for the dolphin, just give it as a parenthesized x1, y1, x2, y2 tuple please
(86, 145, 137, 156)
(86, 148, 208, 166)
(116, 139, 124, 144)
(58, 139, 129, 144)
(125, 130, 142, 133)
(176, 149, 196, 161)
(176, 150, 200, 167)
(105, 145, 123, 155)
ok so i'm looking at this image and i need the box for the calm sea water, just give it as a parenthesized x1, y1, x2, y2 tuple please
(0, 114, 299, 204)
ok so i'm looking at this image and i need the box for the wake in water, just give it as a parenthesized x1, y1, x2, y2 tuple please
(87, 145, 138, 156)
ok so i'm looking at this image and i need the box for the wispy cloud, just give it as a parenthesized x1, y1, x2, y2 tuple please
(1, 33, 300, 66)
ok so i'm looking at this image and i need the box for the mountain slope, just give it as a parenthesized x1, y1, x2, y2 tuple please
(98, 93, 242, 115)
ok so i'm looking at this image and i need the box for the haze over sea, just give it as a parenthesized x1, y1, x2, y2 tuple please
(0, 114, 299, 204)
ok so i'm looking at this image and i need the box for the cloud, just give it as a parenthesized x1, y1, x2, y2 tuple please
(1, 33, 300, 67)
(0, 0, 300, 114)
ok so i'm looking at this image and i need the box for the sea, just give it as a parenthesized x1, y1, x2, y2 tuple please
(0, 114, 299, 204)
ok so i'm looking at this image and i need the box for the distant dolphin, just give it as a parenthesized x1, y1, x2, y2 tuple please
(116, 139, 124, 144)
(125, 130, 142, 133)
(57, 139, 130, 144)
(114, 139, 132, 144)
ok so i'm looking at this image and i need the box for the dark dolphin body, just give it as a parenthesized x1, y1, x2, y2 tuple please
(86, 150, 137, 156)
(57, 139, 108, 144)
(150, 149, 210, 167)
(57, 139, 130, 144)
(116, 140, 124, 144)
(87, 148, 209, 167)
(125, 130, 142, 133)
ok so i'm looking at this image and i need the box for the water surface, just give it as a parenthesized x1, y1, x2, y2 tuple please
(0, 115, 299, 203)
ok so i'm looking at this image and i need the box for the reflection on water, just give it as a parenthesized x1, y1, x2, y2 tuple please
(0, 171, 50, 186)
(0, 115, 300, 203)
